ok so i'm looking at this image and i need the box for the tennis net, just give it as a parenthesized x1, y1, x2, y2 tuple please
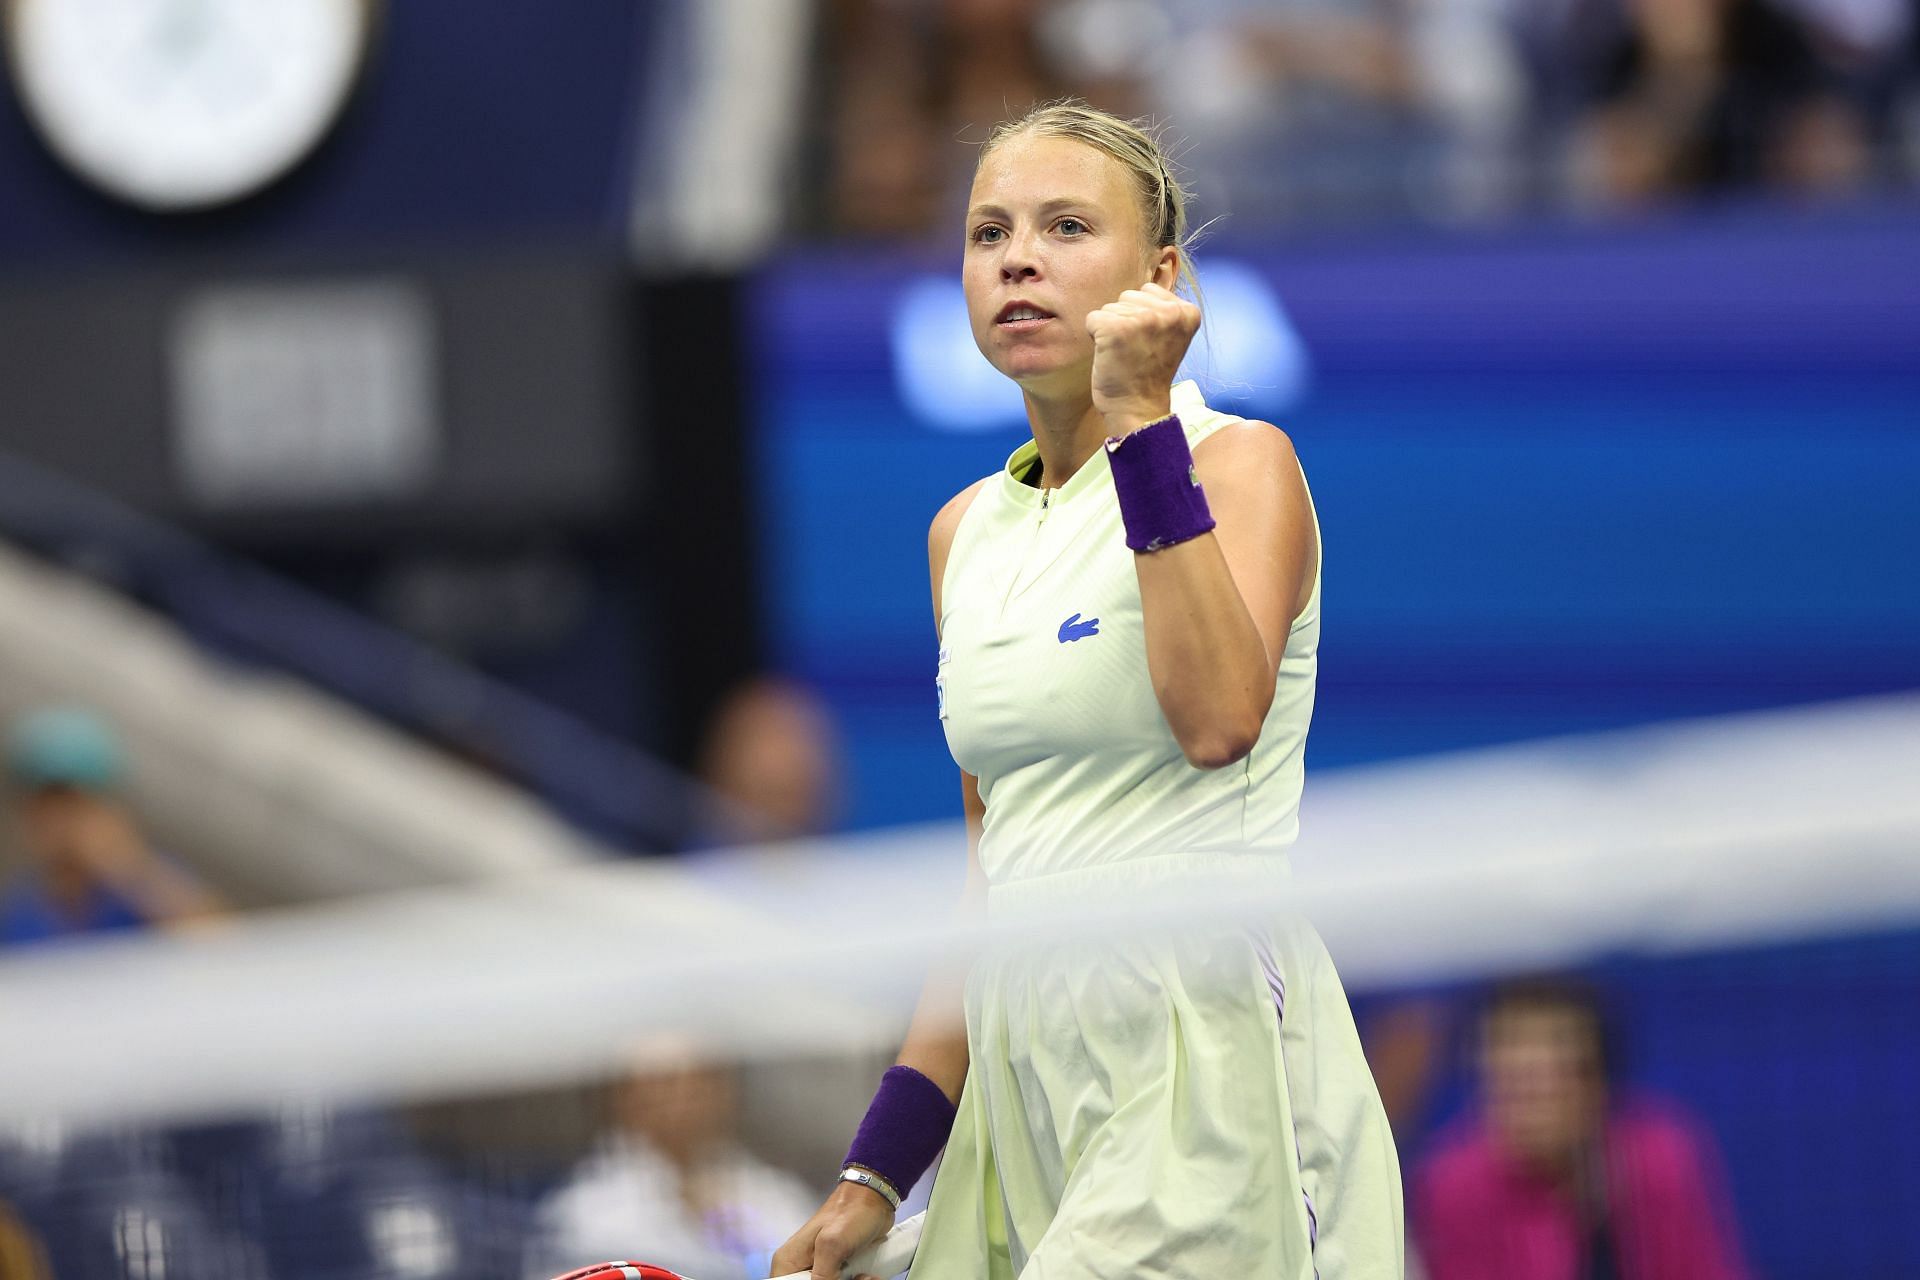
(2, 694, 1916, 1279)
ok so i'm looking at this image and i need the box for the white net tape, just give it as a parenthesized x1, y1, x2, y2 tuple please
(4, 693, 1915, 1130)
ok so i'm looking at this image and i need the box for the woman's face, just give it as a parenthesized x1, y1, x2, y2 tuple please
(963, 133, 1174, 398)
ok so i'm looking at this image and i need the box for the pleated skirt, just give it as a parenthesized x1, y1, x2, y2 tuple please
(907, 854, 1403, 1280)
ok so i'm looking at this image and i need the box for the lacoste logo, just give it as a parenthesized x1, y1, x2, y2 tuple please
(1058, 613, 1100, 643)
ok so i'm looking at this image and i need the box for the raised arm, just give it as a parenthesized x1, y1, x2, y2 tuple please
(1089, 281, 1317, 770)
(1132, 421, 1316, 769)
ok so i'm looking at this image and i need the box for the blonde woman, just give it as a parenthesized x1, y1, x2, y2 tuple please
(772, 101, 1402, 1280)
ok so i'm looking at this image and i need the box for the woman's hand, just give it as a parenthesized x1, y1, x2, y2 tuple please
(1085, 280, 1201, 433)
(769, 1181, 895, 1280)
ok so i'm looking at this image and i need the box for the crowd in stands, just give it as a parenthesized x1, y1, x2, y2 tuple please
(0, 1056, 818, 1279)
(810, 0, 1920, 236)
(0, 696, 849, 1279)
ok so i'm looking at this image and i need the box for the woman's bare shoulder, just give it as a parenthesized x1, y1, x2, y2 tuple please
(929, 477, 992, 560)
(1191, 417, 1297, 472)
(930, 477, 992, 622)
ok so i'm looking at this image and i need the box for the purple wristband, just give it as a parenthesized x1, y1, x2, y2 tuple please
(1105, 414, 1215, 552)
(843, 1065, 957, 1197)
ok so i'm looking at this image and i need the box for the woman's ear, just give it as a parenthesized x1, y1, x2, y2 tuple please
(1152, 245, 1181, 291)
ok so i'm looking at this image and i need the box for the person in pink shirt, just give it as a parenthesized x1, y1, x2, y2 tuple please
(1414, 977, 1752, 1280)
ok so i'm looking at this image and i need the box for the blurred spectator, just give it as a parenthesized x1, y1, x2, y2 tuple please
(528, 1043, 817, 1280)
(1569, 0, 1875, 205)
(1360, 995, 1454, 1139)
(0, 707, 225, 947)
(819, 0, 1078, 238)
(1413, 977, 1751, 1280)
(1142, 0, 1531, 225)
(0, 1198, 52, 1280)
(695, 676, 844, 843)
(1777, 0, 1916, 121)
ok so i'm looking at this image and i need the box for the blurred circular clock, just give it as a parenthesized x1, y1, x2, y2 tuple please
(3, 0, 376, 212)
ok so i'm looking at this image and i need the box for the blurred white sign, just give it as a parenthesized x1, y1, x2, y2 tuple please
(1180, 258, 1312, 413)
(888, 259, 1310, 434)
(889, 276, 1026, 433)
(171, 280, 439, 507)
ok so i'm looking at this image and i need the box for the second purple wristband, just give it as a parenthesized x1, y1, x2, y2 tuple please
(843, 1064, 957, 1201)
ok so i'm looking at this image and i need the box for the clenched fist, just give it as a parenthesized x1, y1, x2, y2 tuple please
(1085, 280, 1201, 433)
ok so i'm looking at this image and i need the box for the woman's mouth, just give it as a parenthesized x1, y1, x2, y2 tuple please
(996, 302, 1056, 331)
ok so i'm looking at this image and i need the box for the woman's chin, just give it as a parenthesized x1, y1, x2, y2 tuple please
(1001, 355, 1088, 397)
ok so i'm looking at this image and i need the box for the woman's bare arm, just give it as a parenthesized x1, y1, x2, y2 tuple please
(892, 768, 984, 1100)
(1132, 421, 1317, 769)
(1089, 283, 1316, 772)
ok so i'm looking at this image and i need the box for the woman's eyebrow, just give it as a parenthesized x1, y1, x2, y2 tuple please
(967, 197, 1095, 221)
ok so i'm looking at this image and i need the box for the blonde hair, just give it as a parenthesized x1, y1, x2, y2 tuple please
(979, 99, 1201, 301)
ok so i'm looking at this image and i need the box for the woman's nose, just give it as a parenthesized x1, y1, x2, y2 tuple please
(1000, 231, 1042, 281)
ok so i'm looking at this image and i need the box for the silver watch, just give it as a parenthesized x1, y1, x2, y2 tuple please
(839, 1165, 902, 1209)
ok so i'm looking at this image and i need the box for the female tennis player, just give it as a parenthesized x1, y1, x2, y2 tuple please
(771, 100, 1403, 1280)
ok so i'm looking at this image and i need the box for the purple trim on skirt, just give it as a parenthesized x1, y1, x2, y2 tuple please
(1255, 933, 1321, 1278)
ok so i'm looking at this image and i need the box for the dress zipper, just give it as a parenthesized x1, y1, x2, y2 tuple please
(1001, 487, 1052, 613)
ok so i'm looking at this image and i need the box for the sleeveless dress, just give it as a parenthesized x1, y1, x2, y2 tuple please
(909, 381, 1403, 1280)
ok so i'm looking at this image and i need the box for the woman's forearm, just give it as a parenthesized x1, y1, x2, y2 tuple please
(895, 781, 987, 1101)
(1133, 531, 1276, 769)
(895, 975, 971, 1103)
(1117, 416, 1311, 772)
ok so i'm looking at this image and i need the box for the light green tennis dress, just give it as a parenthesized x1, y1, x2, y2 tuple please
(912, 381, 1403, 1280)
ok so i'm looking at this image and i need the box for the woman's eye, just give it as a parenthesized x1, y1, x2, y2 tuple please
(973, 225, 1005, 244)
(1056, 219, 1086, 235)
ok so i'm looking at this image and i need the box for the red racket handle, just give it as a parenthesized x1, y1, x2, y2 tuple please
(549, 1211, 925, 1280)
